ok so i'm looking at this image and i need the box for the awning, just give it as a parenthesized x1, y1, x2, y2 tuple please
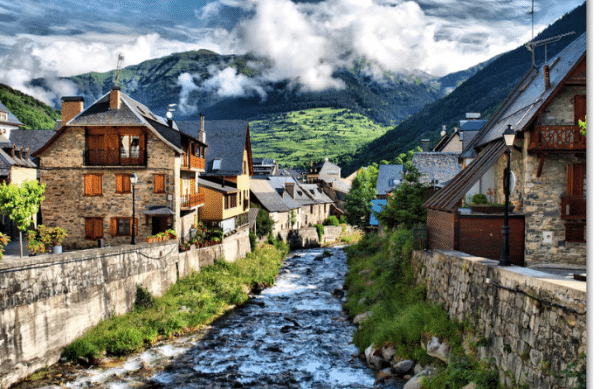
(143, 207, 175, 216)
(197, 178, 239, 194)
(424, 139, 507, 212)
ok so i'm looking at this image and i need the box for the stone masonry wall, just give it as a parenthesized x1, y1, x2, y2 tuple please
(413, 249, 586, 389)
(0, 230, 250, 389)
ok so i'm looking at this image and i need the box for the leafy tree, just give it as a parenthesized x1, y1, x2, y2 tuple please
(0, 180, 46, 257)
(256, 208, 274, 238)
(344, 168, 377, 229)
(392, 146, 423, 168)
(376, 165, 429, 230)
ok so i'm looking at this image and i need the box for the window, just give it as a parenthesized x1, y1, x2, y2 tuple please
(154, 174, 166, 193)
(0, 112, 6, 121)
(84, 174, 103, 196)
(224, 193, 237, 209)
(110, 217, 138, 236)
(85, 218, 103, 240)
(120, 135, 140, 158)
(116, 174, 131, 194)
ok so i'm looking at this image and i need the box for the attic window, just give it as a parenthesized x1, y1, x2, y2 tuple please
(212, 159, 222, 171)
(297, 190, 302, 196)
(310, 190, 316, 195)
(0, 112, 6, 121)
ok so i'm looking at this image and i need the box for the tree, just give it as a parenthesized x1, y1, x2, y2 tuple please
(256, 208, 274, 238)
(376, 165, 429, 230)
(344, 167, 377, 229)
(0, 180, 46, 257)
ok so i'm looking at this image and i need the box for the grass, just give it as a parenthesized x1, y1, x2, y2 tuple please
(343, 231, 503, 388)
(250, 107, 394, 168)
(61, 240, 289, 362)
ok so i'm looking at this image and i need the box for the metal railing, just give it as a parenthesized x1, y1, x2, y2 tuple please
(85, 148, 146, 166)
(181, 193, 205, 208)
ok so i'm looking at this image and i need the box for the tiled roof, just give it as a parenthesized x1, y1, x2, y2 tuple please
(0, 102, 23, 126)
(376, 165, 406, 195)
(300, 183, 334, 204)
(179, 120, 249, 177)
(10, 130, 56, 153)
(465, 32, 586, 154)
(250, 178, 294, 213)
(412, 152, 462, 187)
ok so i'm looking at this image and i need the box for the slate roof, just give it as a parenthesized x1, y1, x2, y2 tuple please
(10, 130, 56, 154)
(250, 178, 296, 213)
(197, 177, 239, 194)
(370, 200, 387, 226)
(412, 152, 462, 187)
(300, 183, 334, 204)
(266, 177, 315, 207)
(376, 165, 406, 195)
(0, 102, 23, 126)
(179, 120, 250, 177)
(317, 160, 341, 183)
(464, 32, 586, 154)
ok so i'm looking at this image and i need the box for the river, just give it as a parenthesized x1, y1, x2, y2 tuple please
(32, 246, 403, 388)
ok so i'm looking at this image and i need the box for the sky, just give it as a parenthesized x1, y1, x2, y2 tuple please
(0, 0, 586, 105)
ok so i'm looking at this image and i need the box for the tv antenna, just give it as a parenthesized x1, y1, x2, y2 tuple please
(114, 53, 124, 86)
(524, 0, 575, 67)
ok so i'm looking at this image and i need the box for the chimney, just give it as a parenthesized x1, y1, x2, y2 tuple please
(544, 65, 550, 90)
(61, 96, 84, 125)
(198, 113, 206, 143)
(110, 86, 121, 110)
(285, 182, 295, 199)
(421, 139, 430, 152)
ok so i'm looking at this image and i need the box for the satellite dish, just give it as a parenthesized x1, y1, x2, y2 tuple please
(166, 111, 173, 119)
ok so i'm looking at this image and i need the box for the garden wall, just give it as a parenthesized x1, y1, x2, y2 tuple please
(412, 249, 586, 389)
(0, 229, 250, 389)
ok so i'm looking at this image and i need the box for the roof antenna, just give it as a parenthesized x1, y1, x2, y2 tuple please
(114, 53, 124, 86)
(525, 0, 575, 67)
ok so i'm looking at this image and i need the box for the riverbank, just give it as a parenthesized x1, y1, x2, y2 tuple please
(343, 231, 502, 388)
(10, 240, 289, 388)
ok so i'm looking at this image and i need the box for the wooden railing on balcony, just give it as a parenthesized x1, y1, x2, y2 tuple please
(181, 193, 205, 208)
(529, 125, 586, 152)
(561, 196, 586, 220)
(182, 154, 205, 170)
(85, 148, 146, 166)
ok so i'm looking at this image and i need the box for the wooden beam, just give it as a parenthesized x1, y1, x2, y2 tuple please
(536, 154, 546, 177)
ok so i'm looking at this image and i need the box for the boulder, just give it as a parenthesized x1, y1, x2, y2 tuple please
(392, 360, 415, 376)
(463, 383, 477, 389)
(376, 367, 395, 383)
(403, 366, 435, 389)
(365, 344, 385, 370)
(427, 336, 450, 363)
(381, 345, 395, 362)
(332, 289, 345, 299)
(352, 311, 373, 325)
(414, 364, 424, 374)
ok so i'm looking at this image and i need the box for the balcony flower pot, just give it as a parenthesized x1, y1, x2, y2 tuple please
(53, 245, 62, 254)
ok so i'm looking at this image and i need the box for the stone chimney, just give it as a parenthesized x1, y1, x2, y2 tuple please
(199, 113, 206, 144)
(421, 139, 430, 152)
(285, 182, 295, 199)
(110, 86, 121, 110)
(544, 65, 550, 90)
(61, 96, 84, 125)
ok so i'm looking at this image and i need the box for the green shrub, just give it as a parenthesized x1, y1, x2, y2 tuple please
(323, 215, 340, 226)
(471, 194, 489, 205)
(315, 224, 324, 242)
(61, 338, 100, 361)
(106, 327, 145, 356)
(249, 229, 257, 252)
(134, 284, 155, 309)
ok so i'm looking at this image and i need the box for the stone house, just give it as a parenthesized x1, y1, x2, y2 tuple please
(179, 120, 252, 235)
(305, 158, 341, 184)
(424, 32, 586, 266)
(375, 165, 406, 199)
(33, 88, 207, 249)
(250, 178, 301, 232)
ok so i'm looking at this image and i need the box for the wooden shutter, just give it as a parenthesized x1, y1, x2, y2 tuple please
(116, 174, 131, 193)
(85, 218, 94, 239)
(574, 95, 586, 123)
(130, 218, 138, 236)
(116, 174, 123, 193)
(84, 174, 93, 195)
(110, 218, 117, 236)
(86, 218, 103, 239)
(566, 163, 585, 196)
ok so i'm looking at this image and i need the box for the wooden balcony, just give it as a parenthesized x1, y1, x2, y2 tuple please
(561, 196, 586, 220)
(528, 125, 586, 153)
(182, 154, 205, 170)
(85, 148, 146, 166)
(181, 193, 205, 209)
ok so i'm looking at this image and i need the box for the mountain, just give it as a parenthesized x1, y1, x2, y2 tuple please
(0, 84, 60, 130)
(31, 50, 463, 127)
(343, 2, 586, 174)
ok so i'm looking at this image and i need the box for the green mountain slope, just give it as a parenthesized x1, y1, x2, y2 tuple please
(250, 108, 394, 168)
(343, 2, 586, 174)
(0, 84, 60, 130)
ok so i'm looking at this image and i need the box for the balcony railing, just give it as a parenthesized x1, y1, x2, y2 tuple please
(529, 125, 586, 152)
(182, 154, 205, 170)
(181, 193, 205, 209)
(561, 196, 586, 220)
(85, 148, 146, 166)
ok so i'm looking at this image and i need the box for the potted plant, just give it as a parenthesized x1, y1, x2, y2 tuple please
(469, 193, 514, 213)
(26, 230, 45, 256)
(49, 227, 68, 254)
(166, 229, 177, 240)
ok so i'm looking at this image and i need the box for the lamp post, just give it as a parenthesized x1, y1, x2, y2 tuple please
(130, 172, 138, 245)
(499, 125, 515, 266)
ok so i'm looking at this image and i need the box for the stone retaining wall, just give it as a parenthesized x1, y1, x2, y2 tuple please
(276, 225, 360, 249)
(413, 249, 586, 389)
(0, 230, 250, 389)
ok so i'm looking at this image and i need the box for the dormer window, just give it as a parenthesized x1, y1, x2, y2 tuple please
(0, 112, 6, 121)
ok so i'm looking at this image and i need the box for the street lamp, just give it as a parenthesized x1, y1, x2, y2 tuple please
(499, 125, 515, 266)
(130, 172, 138, 245)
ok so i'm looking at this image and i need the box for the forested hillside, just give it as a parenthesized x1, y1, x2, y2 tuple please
(343, 2, 586, 174)
(0, 84, 60, 130)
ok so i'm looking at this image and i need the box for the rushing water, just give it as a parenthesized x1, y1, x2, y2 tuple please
(38, 247, 403, 388)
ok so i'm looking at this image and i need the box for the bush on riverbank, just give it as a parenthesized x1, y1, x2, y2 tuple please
(343, 232, 501, 388)
(62, 241, 289, 362)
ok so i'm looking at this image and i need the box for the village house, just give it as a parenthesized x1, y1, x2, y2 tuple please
(0, 102, 24, 137)
(179, 119, 252, 235)
(424, 32, 586, 266)
(33, 88, 207, 249)
(304, 157, 341, 184)
(249, 178, 301, 232)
